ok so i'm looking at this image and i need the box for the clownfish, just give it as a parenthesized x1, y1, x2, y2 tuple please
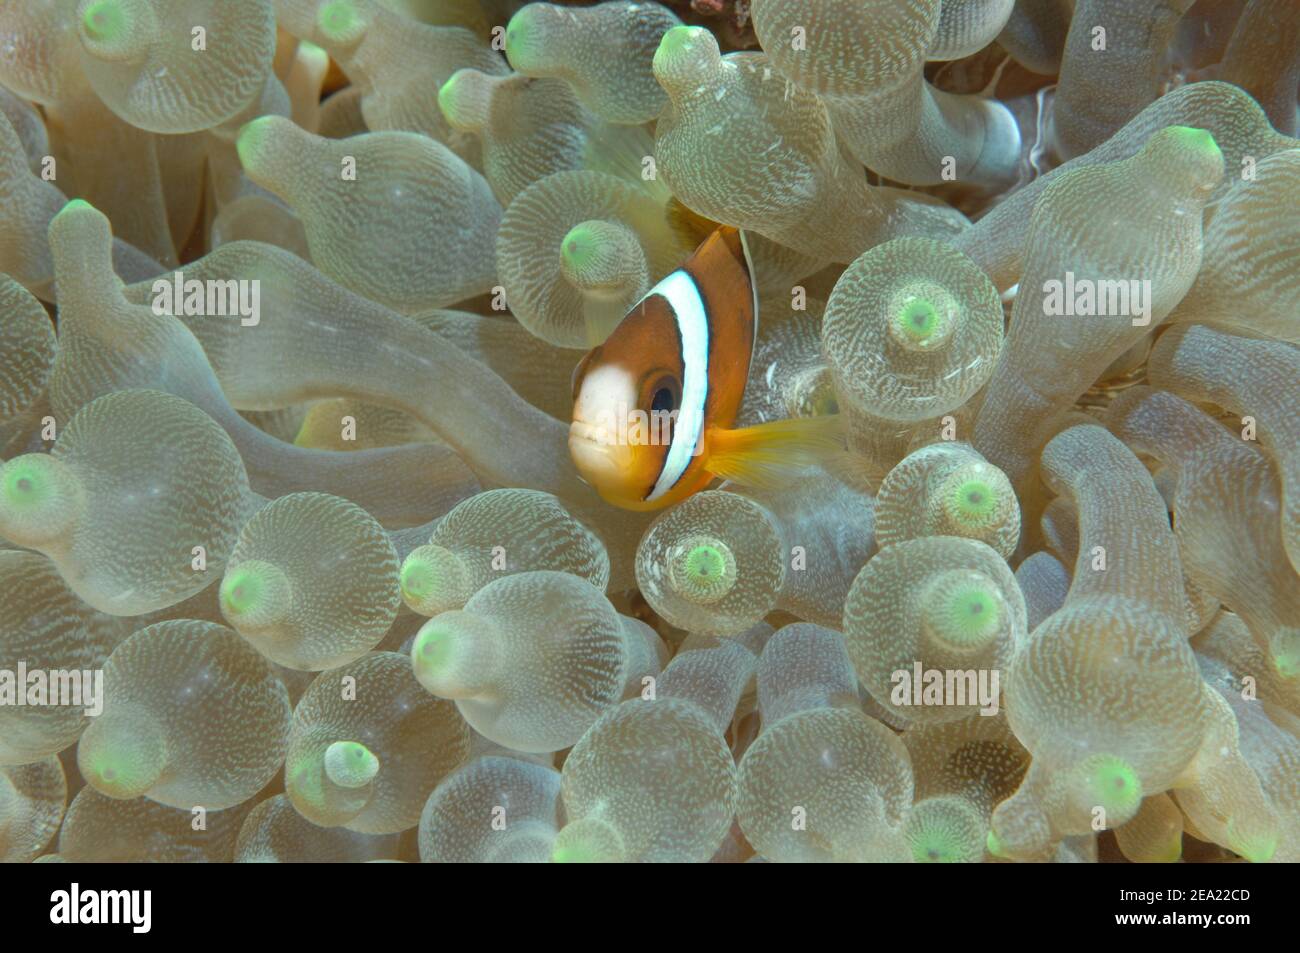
(569, 225, 841, 511)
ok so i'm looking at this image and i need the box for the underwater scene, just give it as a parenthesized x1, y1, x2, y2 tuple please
(0, 0, 1297, 866)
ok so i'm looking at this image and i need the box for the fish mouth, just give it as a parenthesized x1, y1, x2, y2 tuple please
(568, 418, 616, 448)
(568, 420, 636, 486)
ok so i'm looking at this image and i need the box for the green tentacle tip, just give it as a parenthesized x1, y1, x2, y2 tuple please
(1167, 125, 1221, 157)
(324, 740, 379, 789)
(1272, 637, 1300, 679)
(551, 819, 626, 864)
(669, 536, 738, 605)
(985, 829, 1008, 858)
(400, 556, 437, 602)
(925, 573, 1002, 649)
(2, 459, 52, 509)
(561, 224, 601, 272)
(436, 72, 464, 121)
(79, 719, 165, 798)
(401, 545, 468, 614)
(55, 198, 96, 220)
(1226, 818, 1277, 863)
(658, 24, 705, 60)
(412, 624, 453, 672)
(946, 478, 997, 523)
(684, 544, 727, 579)
(1083, 754, 1142, 817)
(502, 13, 527, 59)
(82, 0, 126, 40)
(234, 117, 275, 169)
(890, 295, 953, 351)
(219, 560, 290, 626)
(317, 0, 361, 41)
(905, 798, 985, 863)
(85, 749, 155, 796)
(898, 298, 939, 338)
(221, 566, 262, 614)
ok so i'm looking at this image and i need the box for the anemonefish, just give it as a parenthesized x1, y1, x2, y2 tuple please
(569, 225, 841, 511)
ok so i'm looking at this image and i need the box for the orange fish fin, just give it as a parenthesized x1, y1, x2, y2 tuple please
(705, 415, 844, 488)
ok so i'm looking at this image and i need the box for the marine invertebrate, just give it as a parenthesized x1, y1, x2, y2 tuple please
(1107, 385, 1300, 677)
(988, 426, 1277, 861)
(1149, 324, 1300, 580)
(0, 275, 54, 421)
(237, 115, 501, 311)
(439, 68, 651, 205)
(821, 237, 1002, 467)
(843, 536, 1025, 724)
(276, 0, 507, 152)
(411, 570, 657, 752)
(0, 388, 255, 615)
(418, 755, 562, 863)
(235, 793, 399, 863)
(285, 651, 470, 833)
(651, 25, 968, 263)
(636, 470, 875, 635)
(874, 443, 1020, 559)
(0, 551, 124, 764)
(48, 199, 480, 527)
(220, 492, 402, 670)
(496, 169, 687, 346)
(504, 1, 681, 125)
(400, 488, 609, 617)
(737, 623, 914, 862)
(58, 787, 252, 862)
(750, 0, 1021, 188)
(971, 126, 1224, 489)
(1049, 1, 1197, 160)
(556, 632, 759, 862)
(73, 0, 277, 134)
(1166, 149, 1300, 343)
(76, 619, 291, 808)
(902, 713, 1029, 863)
(0, 757, 66, 863)
(0, 0, 1293, 872)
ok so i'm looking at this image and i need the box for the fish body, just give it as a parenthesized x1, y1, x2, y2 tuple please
(569, 225, 839, 511)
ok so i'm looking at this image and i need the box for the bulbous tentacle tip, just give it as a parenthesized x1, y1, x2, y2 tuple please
(323, 740, 379, 789)
(1270, 630, 1300, 680)
(410, 610, 499, 699)
(669, 535, 739, 605)
(551, 817, 627, 863)
(316, 0, 368, 47)
(921, 569, 1006, 652)
(77, 0, 155, 62)
(906, 797, 986, 863)
(219, 559, 293, 631)
(0, 454, 83, 548)
(653, 25, 718, 87)
(234, 115, 283, 171)
(76, 713, 167, 800)
(1072, 753, 1143, 825)
(889, 295, 955, 352)
(1226, 816, 1278, 864)
(400, 544, 471, 616)
(502, 5, 551, 70)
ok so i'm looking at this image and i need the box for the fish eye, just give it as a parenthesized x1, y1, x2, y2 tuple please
(645, 374, 680, 416)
